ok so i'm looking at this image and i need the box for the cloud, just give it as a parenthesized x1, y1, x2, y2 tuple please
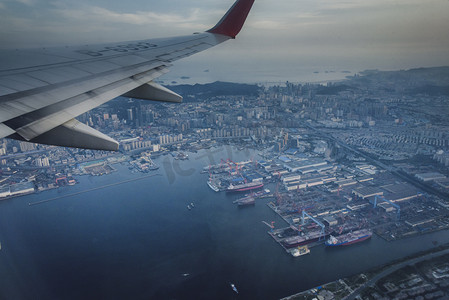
(0, 2, 218, 47)
(16, 0, 34, 5)
(4, 0, 35, 5)
(250, 20, 287, 30)
(53, 4, 200, 26)
(0, 0, 448, 76)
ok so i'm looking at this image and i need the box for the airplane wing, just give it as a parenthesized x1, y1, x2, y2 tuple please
(0, 0, 255, 151)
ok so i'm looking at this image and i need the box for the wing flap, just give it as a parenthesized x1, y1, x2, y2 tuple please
(20, 119, 119, 151)
(12, 66, 169, 141)
(124, 82, 182, 103)
(0, 123, 15, 139)
(0, 61, 166, 123)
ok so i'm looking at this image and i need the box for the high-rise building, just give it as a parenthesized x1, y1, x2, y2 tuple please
(42, 157, 50, 167)
(20, 141, 36, 152)
(127, 108, 134, 122)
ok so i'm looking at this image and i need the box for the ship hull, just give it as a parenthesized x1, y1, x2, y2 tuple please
(283, 238, 319, 248)
(282, 233, 328, 248)
(326, 230, 372, 247)
(283, 238, 318, 248)
(237, 199, 255, 206)
(326, 234, 371, 247)
(226, 183, 263, 193)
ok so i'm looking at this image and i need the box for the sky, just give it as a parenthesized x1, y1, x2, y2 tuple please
(1, 0, 448, 83)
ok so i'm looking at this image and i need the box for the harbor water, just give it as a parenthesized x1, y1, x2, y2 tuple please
(0, 146, 448, 299)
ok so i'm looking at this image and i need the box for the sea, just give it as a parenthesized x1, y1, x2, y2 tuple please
(0, 146, 448, 300)
(160, 65, 357, 86)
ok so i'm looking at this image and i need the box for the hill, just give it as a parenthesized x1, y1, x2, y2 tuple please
(167, 81, 261, 101)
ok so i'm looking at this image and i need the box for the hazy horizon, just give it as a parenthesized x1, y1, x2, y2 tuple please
(1, 0, 448, 83)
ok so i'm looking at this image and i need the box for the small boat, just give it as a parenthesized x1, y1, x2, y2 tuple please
(230, 283, 238, 294)
(190, 202, 195, 208)
(187, 205, 191, 210)
(182, 273, 190, 277)
(291, 246, 310, 257)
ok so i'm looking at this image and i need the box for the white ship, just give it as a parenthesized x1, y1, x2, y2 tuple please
(230, 283, 238, 294)
(207, 180, 220, 192)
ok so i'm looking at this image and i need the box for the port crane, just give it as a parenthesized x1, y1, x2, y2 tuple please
(234, 161, 247, 184)
(225, 159, 234, 176)
(373, 195, 400, 221)
(274, 171, 283, 205)
(301, 211, 326, 241)
(250, 156, 258, 167)
(262, 221, 275, 232)
(275, 181, 283, 206)
(224, 158, 245, 178)
(221, 159, 235, 176)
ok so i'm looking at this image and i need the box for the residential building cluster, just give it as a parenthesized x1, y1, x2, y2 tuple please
(0, 68, 448, 200)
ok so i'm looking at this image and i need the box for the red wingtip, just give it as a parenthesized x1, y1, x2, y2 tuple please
(207, 0, 255, 38)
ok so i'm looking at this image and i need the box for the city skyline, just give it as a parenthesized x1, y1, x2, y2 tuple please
(1, 0, 448, 83)
(1, 65, 449, 299)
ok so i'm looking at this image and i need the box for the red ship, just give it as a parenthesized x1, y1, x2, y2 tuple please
(325, 229, 372, 247)
(226, 181, 263, 192)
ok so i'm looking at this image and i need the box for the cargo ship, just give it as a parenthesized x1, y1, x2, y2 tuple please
(282, 230, 326, 248)
(236, 196, 255, 207)
(233, 194, 253, 204)
(207, 180, 220, 192)
(226, 181, 263, 192)
(325, 229, 372, 247)
(244, 188, 270, 198)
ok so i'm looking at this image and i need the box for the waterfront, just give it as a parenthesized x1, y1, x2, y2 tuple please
(1, 146, 449, 299)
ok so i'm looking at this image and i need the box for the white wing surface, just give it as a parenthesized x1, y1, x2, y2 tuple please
(0, 0, 255, 150)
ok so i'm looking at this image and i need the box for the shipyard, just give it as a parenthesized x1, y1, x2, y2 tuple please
(202, 134, 449, 258)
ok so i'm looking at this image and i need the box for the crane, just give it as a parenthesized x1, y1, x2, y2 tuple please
(373, 195, 400, 221)
(275, 181, 283, 206)
(262, 221, 275, 232)
(251, 156, 259, 168)
(302, 211, 326, 241)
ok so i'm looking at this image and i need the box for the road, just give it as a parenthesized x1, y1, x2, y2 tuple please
(343, 247, 449, 300)
(305, 123, 449, 201)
